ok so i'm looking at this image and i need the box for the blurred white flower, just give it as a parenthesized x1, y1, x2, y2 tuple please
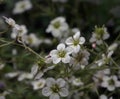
(12, 49, 17, 55)
(11, 24, 28, 39)
(50, 43, 72, 64)
(70, 50, 90, 69)
(99, 94, 113, 99)
(101, 75, 120, 91)
(3, 16, 16, 27)
(89, 26, 110, 45)
(46, 17, 69, 38)
(72, 78, 84, 86)
(13, 0, 32, 14)
(66, 32, 85, 53)
(31, 79, 46, 90)
(42, 78, 69, 99)
(25, 33, 42, 47)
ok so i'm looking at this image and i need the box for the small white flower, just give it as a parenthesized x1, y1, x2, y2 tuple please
(42, 78, 69, 99)
(99, 94, 107, 99)
(66, 32, 85, 53)
(31, 79, 46, 90)
(89, 26, 110, 45)
(3, 16, 16, 27)
(72, 78, 84, 86)
(101, 75, 120, 91)
(13, 0, 32, 14)
(70, 50, 90, 70)
(25, 33, 41, 47)
(11, 24, 27, 39)
(46, 17, 69, 38)
(50, 43, 72, 64)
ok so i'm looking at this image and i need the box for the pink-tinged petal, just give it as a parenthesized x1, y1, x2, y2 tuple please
(79, 37, 85, 44)
(62, 55, 71, 63)
(42, 87, 51, 96)
(57, 78, 66, 87)
(52, 56, 61, 64)
(57, 43, 65, 51)
(50, 50, 58, 56)
(46, 78, 55, 87)
(65, 37, 74, 45)
(50, 94, 60, 99)
(73, 32, 80, 40)
(59, 88, 69, 97)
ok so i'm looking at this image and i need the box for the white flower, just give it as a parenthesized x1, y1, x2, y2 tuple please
(89, 26, 110, 45)
(66, 32, 85, 53)
(3, 16, 16, 27)
(72, 78, 84, 86)
(46, 17, 69, 38)
(25, 33, 41, 47)
(11, 24, 27, 39)
(101, 75, 120, 91)
(42, 78, 69, 99)
(31, 79, 46, 90)
(70, 50, 90, 69)
(50, 43, 72, 64)
(13, 0, 32, 14)
(99, 94, 107, 99)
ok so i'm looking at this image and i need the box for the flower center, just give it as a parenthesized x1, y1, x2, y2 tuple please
(51, 84, 60, 93)
(53, 21, 60, 29)
(58, 51, 66, 58)
(108, 79, 115, 85)
(73, 39, 79, 46)
(95, 28, 104, 39)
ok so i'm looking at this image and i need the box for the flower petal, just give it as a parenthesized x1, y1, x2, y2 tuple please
(42, 87, 51, 96)
(73, 32, 80, 40)
(50, 50, 58, 56)
(57, 78, 66, 87)
(59, 88, 69, 97)
(62, 55, 71, 63)
(50, 94, 60, 99)
(46, 78, 55, 87)
(65, 37, 73, 45)
(52, 56, 61, 64)
(79, 37, 85, 44)
(57, 43, 65, 51)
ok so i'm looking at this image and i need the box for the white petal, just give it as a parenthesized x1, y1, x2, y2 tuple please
(34, 72, 44, 80)
(73, 45, 80, 53)
(50, 50, 58, 56)
(59, 88, 69, 97)
(31, 64, 38, 76)
(57, 43, 65, 51)
(50, 94, 60, 99)
(42, 87, 51, 96)
(79, 37, 85, 44)
(46, 78, 55, 87)
(108, 85, 115, 91)
(57, 78, 66, 87)
(66, 46, 73, 54)
(62, 55, 71, 63)
(73, 31, 80, 39)
(65, 37, 74, 45)
(52, 56, 61, 64)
